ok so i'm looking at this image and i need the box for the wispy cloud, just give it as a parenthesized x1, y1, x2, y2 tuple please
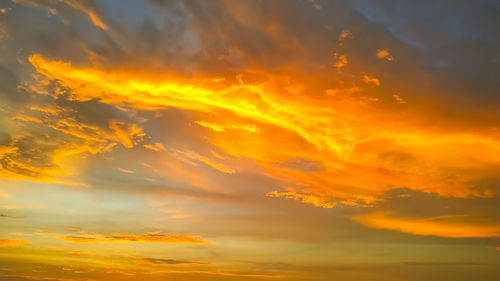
(0, 239, 28, 247)
(135, 256, 210, 266)
(267, 191, 335, 208)
(353, 212, 500, 238)
(55, 233, 211, 244)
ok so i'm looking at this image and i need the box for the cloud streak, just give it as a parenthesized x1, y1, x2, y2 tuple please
(0, 239, 28, 247)
(353, 211, 500, 238)
(55, 233, 211, 244)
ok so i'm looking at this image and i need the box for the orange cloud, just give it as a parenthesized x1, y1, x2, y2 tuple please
(144, 142, 167, 152)
(135, 256, 210, 266)
(57, 233, 211, 244)
(147, 269, 284, 279)
(28, 54, 353, 159)
(0, 102, 145, 183)
(334, 55, 348, 68)
(376, 49, 393, 61)
(0, 239, 28, 247)
(195, 121, 226, 132)
(267, 190, 335, 208)
(29, 105, 63, 115)
(14, 114, 43, 123)
(59, 0, 109, 30)
(362, 75, 380, 86)
(173, 150, 235, 174)
(392, 94, 407, 104)
(338, 29, 353, 41)
(25, 54, 500, 204)
(353, 212, 500, 238)
(195, 120, 260, 133)
(117, 168, 136, 174)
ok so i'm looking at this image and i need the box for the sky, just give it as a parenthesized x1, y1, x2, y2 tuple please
(0, 0, 499, 280)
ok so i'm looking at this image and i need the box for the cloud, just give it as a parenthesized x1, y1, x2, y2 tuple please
(11, 50, 500, 211)
(135, 256, 209, 266)
(362, 75, 380, 86)
(350, 188, 500, 238)
(195, 120, 260, 133)
(353, 211, 500, 238)
(56, 233, 211, 244)
(12, 0, 108, 30)
(392, 94, 407, 104)
(376, 49, 393, 61)
(144, 142, 167, 152)
(117, 167, 135, 174)
(334, 55, 348, 68)
(146, 269, 284, 279)
(0, 239, 28, 247)
(267, 191, 335, 209)
(0, 75, 145, 183)
(23, 42, 500, 205)
(0, 112, 145, 182)
(338, 29, 353, 41)
(28, 54, 353, 158)
(168, 149, 235, 175)
(59, 0, 108, 30)
(0, 2, 499, 280)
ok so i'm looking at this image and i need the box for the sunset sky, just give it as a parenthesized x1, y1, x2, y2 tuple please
(0, 1, 499, 280)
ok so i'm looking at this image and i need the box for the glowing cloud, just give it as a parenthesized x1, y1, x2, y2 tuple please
(56, 233, 211, 244)
(353, 212, 500, 238)
(0, 239, 28, 247)
(334, 55, 348, 68)
(362, 75, 380, 86)
(376, 49, 394, 61)
(135, 256, 210, 266)
(195, 120, 261, 133)
(28, 54, 353, 160)
(144, 142, 167, 152)
(57, 0, 109, 30)
(392, 94, 407, 104)
(267, 190, 335, 208)
(338, 29, 353, 41)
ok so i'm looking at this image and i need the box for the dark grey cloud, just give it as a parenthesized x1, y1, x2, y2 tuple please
(353, 0, 500, 107)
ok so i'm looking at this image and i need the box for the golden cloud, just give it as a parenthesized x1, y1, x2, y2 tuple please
(28, 54, 353, 159)
(353, 212, 500, 238)
(57, 233, 211, 244)
(267, 190, 335, 208)
(0, 239, 28, 247)
(0, 99, 145, 183)
(134, 256, 210, 266)
(195, 120, 261, 133)
(26, 54, 500, 205)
